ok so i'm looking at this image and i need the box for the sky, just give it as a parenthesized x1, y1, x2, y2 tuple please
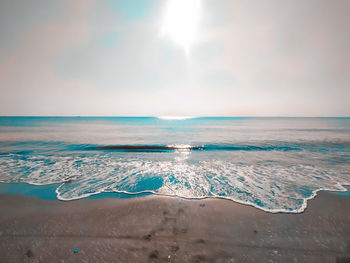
(0, 0, 349, 117)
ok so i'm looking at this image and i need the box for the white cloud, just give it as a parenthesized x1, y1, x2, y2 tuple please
(0, 0, 349, 116)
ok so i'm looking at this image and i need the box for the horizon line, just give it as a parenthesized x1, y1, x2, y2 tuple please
(0, 115, 349, 118)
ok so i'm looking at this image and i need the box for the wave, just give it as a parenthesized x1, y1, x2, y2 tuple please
(90, 141, 350, 153)
(1, 117, 350, 213)
(0, 150, 349, 213)
(92, 144, 301, 152)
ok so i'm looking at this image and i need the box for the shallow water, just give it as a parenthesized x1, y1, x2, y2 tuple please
(0, 117, 349, 213)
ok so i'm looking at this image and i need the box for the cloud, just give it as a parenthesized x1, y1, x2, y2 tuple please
(0, 0, 349, 116)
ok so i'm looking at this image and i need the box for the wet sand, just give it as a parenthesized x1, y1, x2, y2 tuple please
(0, 192, 349, 263)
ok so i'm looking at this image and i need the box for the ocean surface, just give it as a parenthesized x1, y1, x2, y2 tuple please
(0, 117, 349, 213)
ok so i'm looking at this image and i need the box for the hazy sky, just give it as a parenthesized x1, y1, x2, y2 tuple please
(0, 0, 349, 116)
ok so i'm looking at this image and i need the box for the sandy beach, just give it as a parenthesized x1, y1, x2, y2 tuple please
(0, 191, 349, 263)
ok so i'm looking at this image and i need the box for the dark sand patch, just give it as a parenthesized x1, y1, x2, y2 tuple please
(0, 191, 349, 262)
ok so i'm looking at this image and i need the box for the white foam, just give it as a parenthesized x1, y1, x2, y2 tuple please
(0, 150, 349, 213)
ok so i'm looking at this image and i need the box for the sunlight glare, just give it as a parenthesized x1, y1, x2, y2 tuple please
(161, 0, 201, 53)
(158, 116, 195, 120)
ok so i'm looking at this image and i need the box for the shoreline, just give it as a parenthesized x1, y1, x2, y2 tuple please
(1, 182, 349, 214)
(0, 190, 349, 262)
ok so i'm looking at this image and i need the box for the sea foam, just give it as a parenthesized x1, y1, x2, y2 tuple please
(0, 148, 349, 213)
(0, 117, 349, 213)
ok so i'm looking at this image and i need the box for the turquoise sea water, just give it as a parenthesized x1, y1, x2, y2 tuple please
(0, 117, 349, 213)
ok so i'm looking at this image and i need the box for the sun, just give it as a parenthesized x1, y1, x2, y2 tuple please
(161, 0, 201, 54)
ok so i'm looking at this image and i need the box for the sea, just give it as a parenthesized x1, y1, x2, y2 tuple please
(0, 116, 349, 213)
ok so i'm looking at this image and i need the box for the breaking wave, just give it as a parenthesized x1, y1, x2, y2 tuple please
(0, 144, 349, 213)
(1, 117, 350, 213)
